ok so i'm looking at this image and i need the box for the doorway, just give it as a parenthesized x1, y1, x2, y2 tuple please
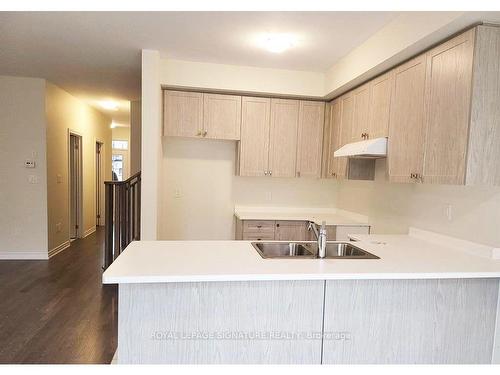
(96, 141, 104, 227)
(69, 132, 83, 240)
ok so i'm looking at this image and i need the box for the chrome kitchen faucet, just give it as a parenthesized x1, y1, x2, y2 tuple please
(308, 221, 327, 258)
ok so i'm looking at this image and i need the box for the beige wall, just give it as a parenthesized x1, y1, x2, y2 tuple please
(336, 160, 500, 247)
(160, 59, 325, 98)
(141, 50, 162, 240)
(130, 100, 142, 175)
(158, 138, 336, 240)
(45, 82, 112, 253)
(0, 76, 48, 259)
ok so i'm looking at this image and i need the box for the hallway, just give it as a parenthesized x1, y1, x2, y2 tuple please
(0, 228, 117, 364)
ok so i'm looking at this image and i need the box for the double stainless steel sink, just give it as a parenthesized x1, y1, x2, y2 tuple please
(252, 241, 379, 259)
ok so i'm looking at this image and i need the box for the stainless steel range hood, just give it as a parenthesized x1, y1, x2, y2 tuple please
(334, 137, 387, 158)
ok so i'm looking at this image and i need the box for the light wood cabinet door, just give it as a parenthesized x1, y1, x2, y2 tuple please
(268, 99, 300, 178)
(351, 83, 371, 142)
(369, 70, 394, 139)
(296, 101, 325, 178)
(163, 91, 203, 137)
(320, 102, 332, 178)
(275, 221, 308, 241)
(203, 93, 241, 140)
(422, 28, 475, 185)
(336, 92, 355, 178)
(388, 55, 428, 183)
(238, 97, 271, 177)
(327, 98, 342, 178)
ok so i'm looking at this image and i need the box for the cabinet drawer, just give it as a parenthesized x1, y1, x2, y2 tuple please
(243, 220, 275, 232)
(242, 232, 276, 241)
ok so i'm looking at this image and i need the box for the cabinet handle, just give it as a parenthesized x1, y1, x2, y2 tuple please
(196, 130, 202, 136)
(297, 171, 301, 177)
(264, 171, 268, 176)
(269, 171, 272, 176)
(203, 130, 207, 137)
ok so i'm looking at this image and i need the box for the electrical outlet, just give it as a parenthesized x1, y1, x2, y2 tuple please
(56, 174, 63, 183)
(28, 175, 38, 184)
(445, 204, 453, 221)
(265, 191, 272, 202)
(25, 159, 36, 168)
(56, 223, 62, 233)
(174, 188, 182, 198)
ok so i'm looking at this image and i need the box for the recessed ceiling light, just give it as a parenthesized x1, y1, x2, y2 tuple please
(262, 33, 296, 53)
(99, 100, 119, 111)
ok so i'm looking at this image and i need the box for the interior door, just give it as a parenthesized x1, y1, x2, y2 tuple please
(69, 134, 82, 239)
(96, 142, 103, 226)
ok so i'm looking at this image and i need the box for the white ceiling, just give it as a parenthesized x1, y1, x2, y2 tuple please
(0, 11, 399, 124)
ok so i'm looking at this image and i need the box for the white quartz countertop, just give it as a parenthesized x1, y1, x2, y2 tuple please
(234, 206, 369, 226)
(102, 228, 500, 284)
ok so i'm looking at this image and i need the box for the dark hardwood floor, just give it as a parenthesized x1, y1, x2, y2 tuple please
(0, 228, 117, 364)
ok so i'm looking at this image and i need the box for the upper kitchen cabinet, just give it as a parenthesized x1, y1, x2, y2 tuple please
(388, 26, 500, 186)
(466, 25, 500, 185)
(350, 83, 371, 142)
(163, 91, 242, 140)
(320, 102, 332, 178)
(296, 101, 325, 178)
(163, 90, 203, 138)
(238, 96, 271, 177)
(326, 94, 373, 180)
(422, 28, 475, 185)
(368, 70, 394, 139)
(388, 54, 427, 183)
(326, 98, 344, 179)
(268, 99, 300, 178)
(203, 93, 242, 140)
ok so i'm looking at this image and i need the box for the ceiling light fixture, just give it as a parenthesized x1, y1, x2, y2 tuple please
(99, 100, 119, 111)
(262, 33, 296, 53)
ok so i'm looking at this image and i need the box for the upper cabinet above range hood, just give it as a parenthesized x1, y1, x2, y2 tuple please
(334, 137, 387, 158)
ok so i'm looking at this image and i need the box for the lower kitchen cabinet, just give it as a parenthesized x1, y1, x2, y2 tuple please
(118, 278, 500, 364)
(322, 279, 499, 364)
(118, 280, 324, 364)
(275, 221, 308, 241)
(235, 219, 369, 241)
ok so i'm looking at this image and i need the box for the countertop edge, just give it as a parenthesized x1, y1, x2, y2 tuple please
(103, 272, 500, 284)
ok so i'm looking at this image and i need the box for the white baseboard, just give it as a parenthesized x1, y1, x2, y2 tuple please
(0, 251, 49, 260)
(48, 240, 70, 258)
(83, 226, 96, 238)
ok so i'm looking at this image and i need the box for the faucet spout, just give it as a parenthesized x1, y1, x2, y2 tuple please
(308, 221, 327, 258)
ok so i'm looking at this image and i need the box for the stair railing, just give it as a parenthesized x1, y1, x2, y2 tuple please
(103, 171, 141, 269)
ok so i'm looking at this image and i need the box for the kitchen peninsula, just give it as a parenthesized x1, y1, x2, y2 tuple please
(103, 228, 500, 364)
